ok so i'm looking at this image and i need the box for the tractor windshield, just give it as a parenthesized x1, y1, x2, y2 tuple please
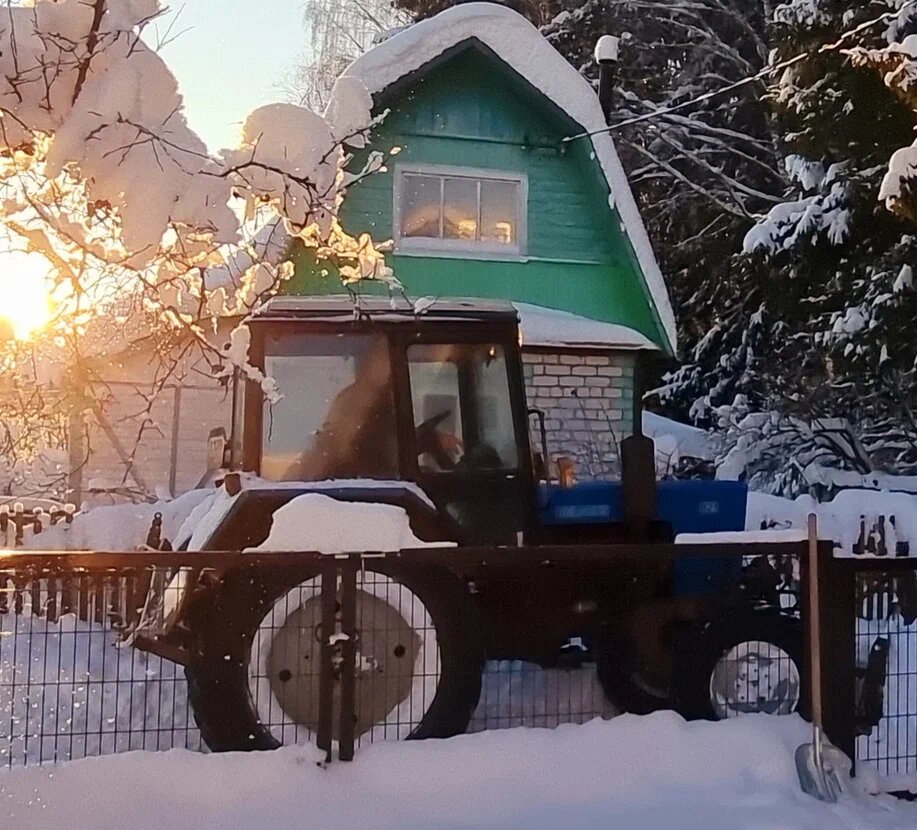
(408, 343, 519, 473)
(261, 333, 398, 481)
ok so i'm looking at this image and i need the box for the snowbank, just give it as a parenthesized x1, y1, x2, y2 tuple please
(20, 489, 213, 552)
(3, 714, 915, 830)
(0, 603, 201, 769)
(746, 489, 917, 556)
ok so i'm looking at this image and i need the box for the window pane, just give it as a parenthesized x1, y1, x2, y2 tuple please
(443, 177, 478, 241)
(402, 174, 442, 238)
(262, 334, 397, 481)
(480, 180, 518, 245)
(408, 343, 518, 473)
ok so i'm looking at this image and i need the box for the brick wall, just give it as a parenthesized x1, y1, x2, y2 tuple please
(522, 347, 636, 480)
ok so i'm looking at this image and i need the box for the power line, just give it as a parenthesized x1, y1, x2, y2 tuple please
(564, 0, 917, 143)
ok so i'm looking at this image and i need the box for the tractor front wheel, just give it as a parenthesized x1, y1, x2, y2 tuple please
(673, 612, 803, 721)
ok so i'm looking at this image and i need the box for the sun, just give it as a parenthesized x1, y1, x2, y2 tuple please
(0, 250, 53, 340)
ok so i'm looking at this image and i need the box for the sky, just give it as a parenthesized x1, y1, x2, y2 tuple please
(155, 1, 309, 152)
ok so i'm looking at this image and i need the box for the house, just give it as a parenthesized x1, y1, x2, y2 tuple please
(60, 2, 678, 504)
(290, 2, 676, 478)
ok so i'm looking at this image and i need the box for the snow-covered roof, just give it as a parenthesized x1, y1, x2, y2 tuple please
(331, 3, 677, 354)
(514, 303, 658, 351)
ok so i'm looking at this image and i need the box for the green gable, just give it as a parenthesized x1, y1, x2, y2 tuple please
(288, 44, 671, 353)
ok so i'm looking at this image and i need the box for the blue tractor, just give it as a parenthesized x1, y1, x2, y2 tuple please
(155, 297, 801, 751)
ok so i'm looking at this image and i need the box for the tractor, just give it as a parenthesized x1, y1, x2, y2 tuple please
(131, 296, 806, 751)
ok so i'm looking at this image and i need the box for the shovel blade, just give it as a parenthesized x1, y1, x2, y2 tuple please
(795, 741, 847, 803)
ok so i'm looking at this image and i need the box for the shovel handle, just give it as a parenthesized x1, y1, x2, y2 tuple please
(807, 513, 823, 729)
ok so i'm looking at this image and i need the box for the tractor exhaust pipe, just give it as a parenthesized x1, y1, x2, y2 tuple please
(621, 357, 657, 540)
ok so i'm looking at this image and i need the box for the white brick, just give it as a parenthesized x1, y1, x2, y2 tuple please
(584, 377, 610, 388)
(571, 366, 597, 376)
(557, 398, 583, 410)
(558, 376, 584, 387)
(559, 354, 582, 366)
(545, 365, 570, 376)
(522, 353, 543, 364)
(585, 355, 611, 366)
(532, 376, 558, 387)
(597, 365, 624, 377)
(581, 399, 606, 410)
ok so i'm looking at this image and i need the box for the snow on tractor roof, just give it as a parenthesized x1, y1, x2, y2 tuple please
(328, 2, 677, 353)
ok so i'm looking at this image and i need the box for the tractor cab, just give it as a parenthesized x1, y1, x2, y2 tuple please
(236, 296, 536, 544)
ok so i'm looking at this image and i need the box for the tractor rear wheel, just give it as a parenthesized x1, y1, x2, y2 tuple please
(185, 561, 482, 752)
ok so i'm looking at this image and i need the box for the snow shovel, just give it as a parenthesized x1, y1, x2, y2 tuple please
(795, 513, 851, 802)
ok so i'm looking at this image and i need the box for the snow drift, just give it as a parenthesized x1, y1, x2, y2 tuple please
(2, 714, 916, 830)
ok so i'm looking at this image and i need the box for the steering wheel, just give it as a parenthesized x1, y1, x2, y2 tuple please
(456, 443, 503, 472)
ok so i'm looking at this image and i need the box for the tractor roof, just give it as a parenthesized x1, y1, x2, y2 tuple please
(250, 295, 519, 326)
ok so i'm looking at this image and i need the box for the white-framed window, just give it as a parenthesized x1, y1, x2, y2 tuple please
(394, 165, 527, 257)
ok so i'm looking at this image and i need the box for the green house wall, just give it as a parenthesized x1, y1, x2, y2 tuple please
(288, 47, 669, 352)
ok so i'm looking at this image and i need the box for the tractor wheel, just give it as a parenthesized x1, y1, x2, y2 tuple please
(185, 561, 482, 752)
(673, 612, 803, 721)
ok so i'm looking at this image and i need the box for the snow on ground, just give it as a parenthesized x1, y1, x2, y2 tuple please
(0, 607, 201, 768)
(2, 713, 916, 830)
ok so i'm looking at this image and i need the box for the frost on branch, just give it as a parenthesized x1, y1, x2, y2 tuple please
(0, 0, 391, 499)
(743, 159, 851, 253)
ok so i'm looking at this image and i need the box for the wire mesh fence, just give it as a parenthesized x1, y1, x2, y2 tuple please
(10, 541, 902, 778)
(0, 561, 203, 768)
(852, 567, 917, 783)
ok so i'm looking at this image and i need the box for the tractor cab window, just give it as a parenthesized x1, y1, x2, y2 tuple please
(408, 343, 518, 473)
(261, 333, 397, 481)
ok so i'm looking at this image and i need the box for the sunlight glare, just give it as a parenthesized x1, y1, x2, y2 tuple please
(0, 250, 53, 340)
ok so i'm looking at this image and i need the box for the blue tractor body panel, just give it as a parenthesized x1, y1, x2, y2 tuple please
(538, 479, 748, 596)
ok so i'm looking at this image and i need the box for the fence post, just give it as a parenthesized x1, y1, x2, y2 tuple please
(813, 541, 857, 765)
(338, 557, 358, 761)
(317, 561, 338, 763)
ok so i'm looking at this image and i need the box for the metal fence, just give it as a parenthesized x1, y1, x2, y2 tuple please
(1, 542, 817, 770)
(816, 553, 917, 788)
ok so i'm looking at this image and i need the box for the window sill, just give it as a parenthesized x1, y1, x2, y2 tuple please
(394, 247, 528, 264)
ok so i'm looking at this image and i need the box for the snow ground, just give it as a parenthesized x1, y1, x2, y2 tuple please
(2, 713, 916, 830)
